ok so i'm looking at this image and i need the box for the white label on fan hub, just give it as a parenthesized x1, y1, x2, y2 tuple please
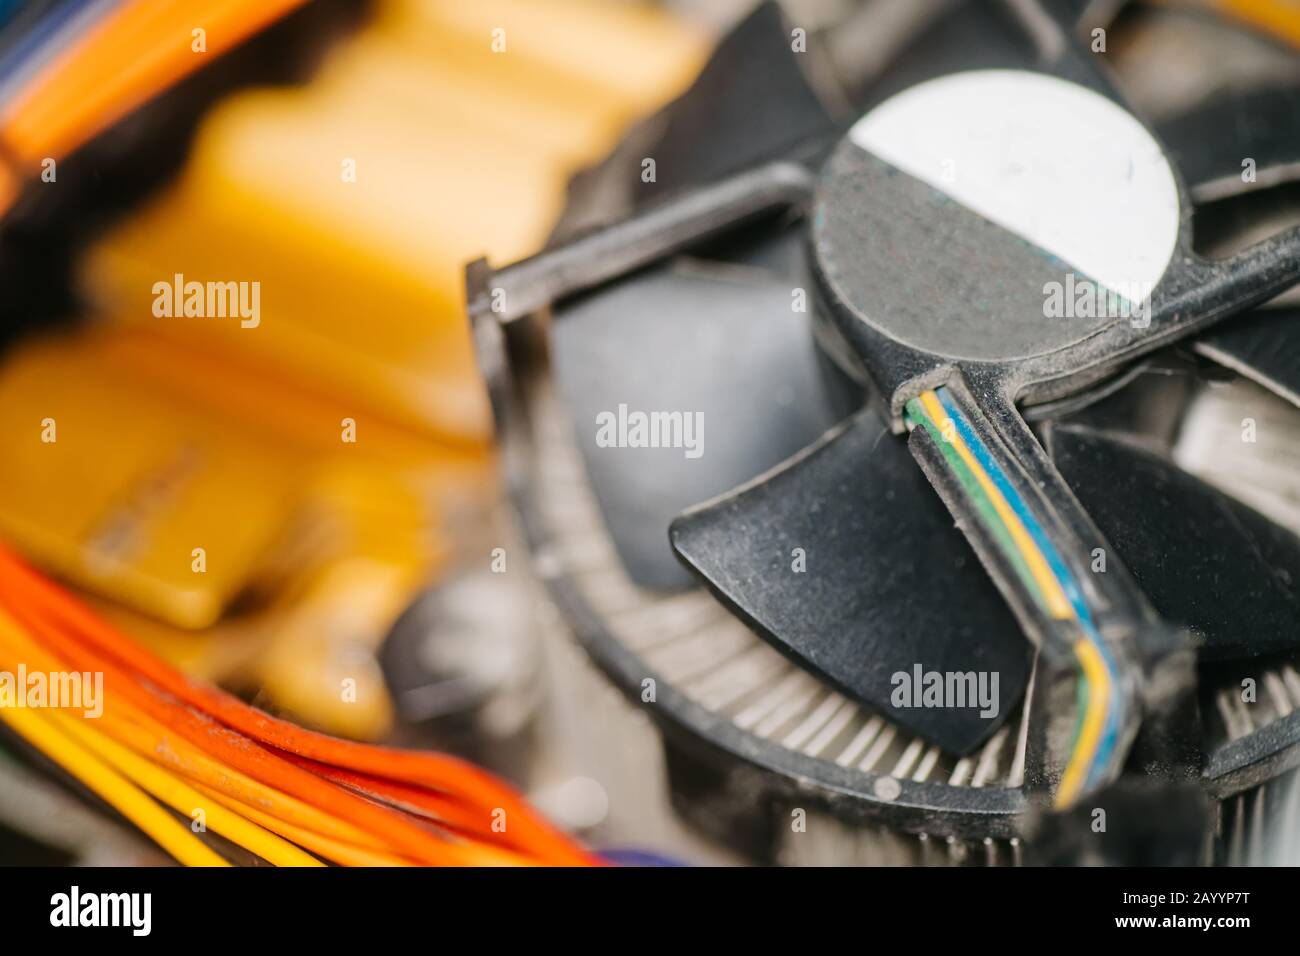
(848, 69, 1180, 300)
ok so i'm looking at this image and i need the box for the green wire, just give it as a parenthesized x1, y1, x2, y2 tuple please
(905, 399, 1050, 613)
(905, 396, 1098, 796)
(1070, 665, 1089, 761)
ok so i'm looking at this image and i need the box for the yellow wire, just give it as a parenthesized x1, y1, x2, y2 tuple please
(918, 391, 1073, 618)
(192, 782, 416, 867)
(101, 707, 399, 850)
(50, 708, 323, 867)
(0, 608, 222, 865)
(0, 702, 229, 866)
(0, 605, 411, 864)
(1055, 640, 1111, 807)
(0, 604, 392, 852)
(917, 390, 1113, 805)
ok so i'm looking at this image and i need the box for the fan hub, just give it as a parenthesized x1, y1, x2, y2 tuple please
(811, 69, 1181, 367)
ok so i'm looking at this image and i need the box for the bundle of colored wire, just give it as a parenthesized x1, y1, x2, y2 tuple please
(0, 0, 119, 108)
(903, 387, 1122, 808)
(0, 540, 598, 866)
(0, 0, 310, 213)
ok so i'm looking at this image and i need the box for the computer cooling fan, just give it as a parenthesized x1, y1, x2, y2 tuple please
(468, 0, 1300, 865)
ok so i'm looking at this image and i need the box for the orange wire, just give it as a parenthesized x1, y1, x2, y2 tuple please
(275, 750, 524, 846)
(191, 783, 419, 868)
(0, 591, 492, 865)
(0, 544, 593, 865)
(0, 608, 397, 852)
(195, 781, 536, 867)
(104, 711, 398, 852)
(0, 594, 542, 866)
(2, 0, 311, 165)
(0, 544, 595, 865)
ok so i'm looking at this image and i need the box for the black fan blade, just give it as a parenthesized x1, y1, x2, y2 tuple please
(552, 259, 855, 591)
(1051, 423, 1300, 659)
(854, 0, 1041, 110)
(639, 0, 839, 200)
(1158, 86, 1300, 204)
(669, 410, 1032, 755)
(1195, 307, 1300, 408)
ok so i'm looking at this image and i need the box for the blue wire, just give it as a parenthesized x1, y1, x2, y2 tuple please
(599, 848, 691, 867)
(0, 0, 119, 102)
(935, 388, 1092, 624)
(933, 387, 1120, 787)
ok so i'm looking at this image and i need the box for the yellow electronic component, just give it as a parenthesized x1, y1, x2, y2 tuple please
(245, 556, 418, 740)
(101, 556, 419, 741)
(82, 170, 501, 444)
(0, 330, 302, 630)
(310, 34, 628, 169)
(93, 598, 269, 682)
(240, 465, 440, 738)
(80, 0, 704, 446)
(93, 326, 492, 504)
(378, 0, 707, 116)
(95, 462, 441, 740)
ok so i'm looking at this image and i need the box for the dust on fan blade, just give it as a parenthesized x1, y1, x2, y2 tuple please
(1050, 421, 1300, 660)
(1195, 307, 1300, 409)
(670, 409, 1031, 755)
(551, 256, 851, 591)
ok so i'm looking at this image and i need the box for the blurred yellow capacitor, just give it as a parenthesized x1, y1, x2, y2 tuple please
(94, 458, 442, 741)
(247, 556, 420, 740)
(81, 0, 704, 446)
(311, 35, 627, 168)
(379, 0, 707, 115)
(0, 331, 302, 629)
(94, 326, 492, 505)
